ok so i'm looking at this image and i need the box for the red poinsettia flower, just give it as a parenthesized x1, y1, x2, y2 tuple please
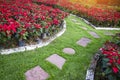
(109, 59, 114, 64)
(0, 24, 2, 31)
(112, 66, 119, 73)
(41, 16, 46, 20)
(34, 24, 41, 29)
(117, 59, 120, 64)
(20, 30, 26, 36)
(53, 18, 59, 25)
(45, 25, 49, 29)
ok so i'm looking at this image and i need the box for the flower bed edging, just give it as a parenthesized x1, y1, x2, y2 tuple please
(0, 20, 66, 55)
(81, 18, 120, 30)
(70, 14, 120, 30)
(86, 52, 100, 80)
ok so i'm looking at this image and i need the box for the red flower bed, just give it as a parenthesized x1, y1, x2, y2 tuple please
(95, 42, 120, 80)
(101, 42, 120, 73)
(32, 0, 57, 5)
(0, 0, 68, 48)
(33, 0, 120, 27)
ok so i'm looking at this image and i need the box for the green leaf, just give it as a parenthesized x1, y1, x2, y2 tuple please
(8, 36, 11, 40)
(108, 75, 117, 80)
(104, 68, 112, 75)
(117, 65, 120, 70)
(40, 28, 43, 33)
(1, 32, 6, 36)
(102, 58, 109, 68)
(103, 58, 109, 62)
(118, 51, 120, 54)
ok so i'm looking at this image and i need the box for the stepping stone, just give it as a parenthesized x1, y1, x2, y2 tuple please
(46, 54, 66, 69)
(63, 48, 75, 55)
(25, 66, 49, 80)
(88, 31, 100, 38)
(104, 32, 114, 36)
(71, 19, 77, 22)
(76, 37, 91, 47)
(76, 23, 81, 25)
(81, 27, 87, 30)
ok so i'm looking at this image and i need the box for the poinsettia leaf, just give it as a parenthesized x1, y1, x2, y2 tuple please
(116, 41, 120, 44)
(102, 58, 109, 68)
(1, 32, 6, 36)
(118, 51, 120, 54)
(104, 68, 112, 75)
(118, 72, 120, 77)
(117, 65, 120, 70)
(103, 58, 109, 62)
(40, 28, 43, 33)
(108, 75, 117, 80)
(102, 61, 107, 68)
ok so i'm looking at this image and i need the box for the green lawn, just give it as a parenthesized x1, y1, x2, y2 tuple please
(0, 15, 119, 80)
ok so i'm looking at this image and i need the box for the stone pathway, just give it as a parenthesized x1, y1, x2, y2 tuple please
(25, 66, 49, 80)
(63, 48, 75, 55)
(71, 19, 77, 22)
(81, 27, 87, 30)
(75, 22, 81, 25)
(46, 54, 66, 69)
(77, 37, 91, 47)
(24, 17, 104, 80)
(88, 31, 100, 38)
(104, 31, 114, 36)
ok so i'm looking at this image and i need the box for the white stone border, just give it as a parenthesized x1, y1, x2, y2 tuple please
(86, 52, 100, 80)
(0, 20, 66, 55)
(70, 14, 120, 30)
(86, 69, 94, 80)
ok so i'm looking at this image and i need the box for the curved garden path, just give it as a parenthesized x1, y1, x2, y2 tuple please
(0, 15, 119, 80)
